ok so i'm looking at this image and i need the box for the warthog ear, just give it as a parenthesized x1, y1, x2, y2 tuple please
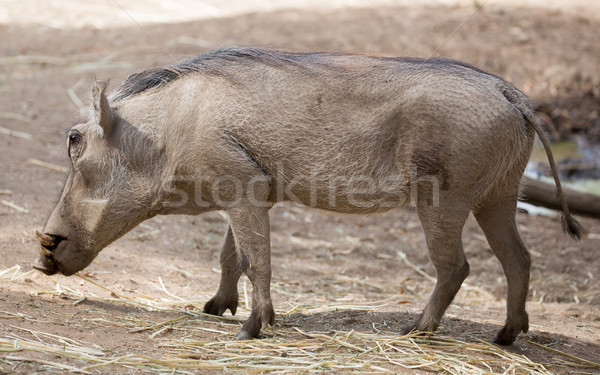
(91, 80, 114, 138)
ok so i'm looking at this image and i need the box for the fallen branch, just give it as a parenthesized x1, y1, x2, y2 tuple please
(520, 176, 600, 219)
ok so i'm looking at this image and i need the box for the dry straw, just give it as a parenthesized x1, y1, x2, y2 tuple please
(1, 265, 598, 373)
(1, 327, 556, 374)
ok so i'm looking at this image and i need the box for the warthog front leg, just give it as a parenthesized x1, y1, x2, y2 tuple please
(227, 204, 274, 339)
(474, 195, 530, 345)
(204, 225, 240, 316)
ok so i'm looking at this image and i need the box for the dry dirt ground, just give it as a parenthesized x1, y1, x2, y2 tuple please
(1, 1, 600, 373)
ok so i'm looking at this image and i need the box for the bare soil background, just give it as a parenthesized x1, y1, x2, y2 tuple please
(1, 1, 599, 373)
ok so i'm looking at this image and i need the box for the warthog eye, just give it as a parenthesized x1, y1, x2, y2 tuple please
(67, 131, 83, 160)
(68, 132, 82, 145)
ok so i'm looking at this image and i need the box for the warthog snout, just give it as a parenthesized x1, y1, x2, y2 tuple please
(36, 230, 58, 253)
(33, 255, 58, 275)
(33, 230, 61, 275)
(33, 230, 83, 276)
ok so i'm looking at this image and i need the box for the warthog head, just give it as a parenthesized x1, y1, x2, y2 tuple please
(34, 81, 163, 275)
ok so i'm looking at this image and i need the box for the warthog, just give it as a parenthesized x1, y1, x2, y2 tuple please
(34, 47, 581, 345)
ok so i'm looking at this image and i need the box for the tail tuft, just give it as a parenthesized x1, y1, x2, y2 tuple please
(562, 214, 583, 240)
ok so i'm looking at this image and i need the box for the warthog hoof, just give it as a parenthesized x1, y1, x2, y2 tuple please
(493, 322, 529, 346)
(493, 312, 529, 345)
(235, 304, 275, 340)
(400, 313, 438, 336)
(203, 293, 239, 316)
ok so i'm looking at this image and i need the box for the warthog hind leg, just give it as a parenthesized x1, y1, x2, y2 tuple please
(401, 200, 470, 336)
(474, 195, 530, 345)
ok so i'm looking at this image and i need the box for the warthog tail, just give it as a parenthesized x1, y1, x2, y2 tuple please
(502, 86, 583, 240)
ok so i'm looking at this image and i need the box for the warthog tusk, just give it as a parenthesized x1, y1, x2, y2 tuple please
(35, 229, 55, 247)
(40, 245, 53, 257)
